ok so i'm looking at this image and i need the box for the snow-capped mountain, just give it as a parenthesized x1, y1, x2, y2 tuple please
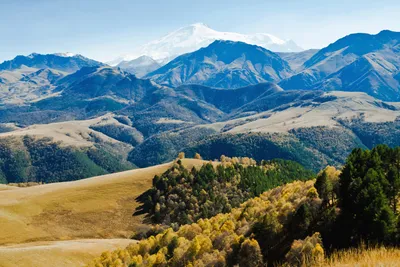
(110, 23, 303, 65)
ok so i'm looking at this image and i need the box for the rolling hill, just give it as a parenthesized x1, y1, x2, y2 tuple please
(0, 159, 207, 266)
(129, 91, 400, 170)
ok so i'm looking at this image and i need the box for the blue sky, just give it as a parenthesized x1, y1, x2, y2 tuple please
(1, 0, 399, 62)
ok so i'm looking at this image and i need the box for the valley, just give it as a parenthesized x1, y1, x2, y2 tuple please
(0, 17, 400, 266)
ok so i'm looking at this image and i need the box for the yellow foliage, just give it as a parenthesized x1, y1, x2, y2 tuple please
(87, 180, 319, 267)
(307, 187, 319, 199)
(285, 232, 324, 267)
(220, 220, 235, 232)
(131, 255, 143, 265)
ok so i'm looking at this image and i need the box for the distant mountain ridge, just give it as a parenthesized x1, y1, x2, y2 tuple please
(0, 53, 104, 73)
(147, 40, 293, 88)
(280, 30, 400, 101)
(117, 56, 161, 77)
(0, 53, 105, 104)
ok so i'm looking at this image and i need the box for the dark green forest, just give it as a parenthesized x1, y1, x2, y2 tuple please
(0, 136, 134, 184)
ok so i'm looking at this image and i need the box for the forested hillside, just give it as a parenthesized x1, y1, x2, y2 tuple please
(88, 145, 400, 266)
(0, 136, 134, 184)
(140, 156, 314, 226)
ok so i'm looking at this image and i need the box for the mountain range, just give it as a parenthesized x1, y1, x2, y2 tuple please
(144, 30, 400, 101)
(0, 53, 104, 104)
(0, 63, 399, 174)
(280, 30, 400, 101)
(0, 29, 399, 183)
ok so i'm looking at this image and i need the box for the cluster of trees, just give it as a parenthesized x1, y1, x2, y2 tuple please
(332, 145, 400, 247)
(88, 180, 322, 267)
(0, 136, 134, 184)
(129, 127, 217, 168)
(141, 156, 314, 226)
(290, 126, 366, 165)
(310, 145, 400, 249)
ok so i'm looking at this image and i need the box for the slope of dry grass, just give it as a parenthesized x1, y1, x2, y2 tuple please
(324, 246, 400, 267)
(0, 239, 136, 267)
(0, 158, 206, 246)
(0, 185, 16, 191)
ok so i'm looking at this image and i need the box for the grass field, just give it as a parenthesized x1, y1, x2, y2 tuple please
(0, 239, 136, 267)
(0, 158, 206, 266)
(0, 185, 16, 191)
(324, 246, 400, 266)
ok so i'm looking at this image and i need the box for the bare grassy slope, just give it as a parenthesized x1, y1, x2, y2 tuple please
(0, 159, 206, 245)
(0, 239, 136, 267)
(0, 113, 128, 147)
(0, 185, 16, 191)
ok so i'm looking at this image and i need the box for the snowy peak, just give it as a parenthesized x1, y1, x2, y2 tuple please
(110, 23, 303, 65)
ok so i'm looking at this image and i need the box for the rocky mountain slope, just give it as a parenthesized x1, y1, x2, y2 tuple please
(0, 53, 104, 104)
(147, 40, 293, 88)
(279, 30, 400, 101)
(143, 30, 400, 101)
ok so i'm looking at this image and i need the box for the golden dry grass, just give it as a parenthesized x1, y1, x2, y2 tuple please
(0, 158, 207, 246)
(0, 239, 136, 267)
(0, 185, 17, 191)
(324, 246, 400, 267)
